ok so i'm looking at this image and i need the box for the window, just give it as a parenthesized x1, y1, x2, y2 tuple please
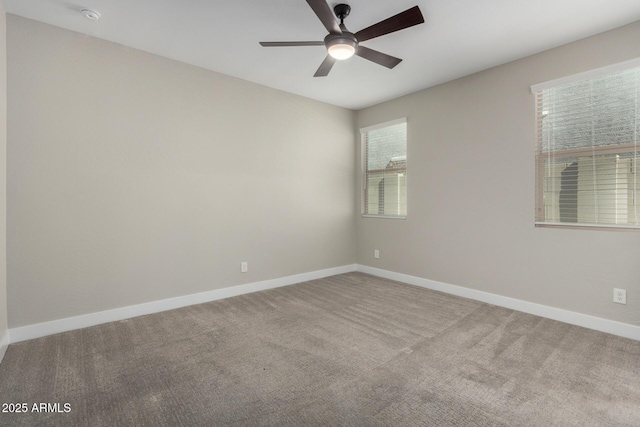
(361, 118, 407, 218)
(532, 60, 640, 229)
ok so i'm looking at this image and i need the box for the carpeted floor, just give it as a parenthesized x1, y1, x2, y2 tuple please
(0, 272, 639, 426)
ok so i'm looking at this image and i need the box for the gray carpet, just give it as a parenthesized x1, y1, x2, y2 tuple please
(0, 272, 639, 426)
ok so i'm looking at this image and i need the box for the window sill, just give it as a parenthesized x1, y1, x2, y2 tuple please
(362, 215, 407, 220)
(535, 222, 640, 231)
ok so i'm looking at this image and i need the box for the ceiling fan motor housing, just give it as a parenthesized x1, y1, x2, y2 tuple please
(325, 3, 357, 59)
(324, 32, 358, 52)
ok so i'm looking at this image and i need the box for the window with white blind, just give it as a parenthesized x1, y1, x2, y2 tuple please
(532, 59, 640, 229)
(361, 118, 407, 218)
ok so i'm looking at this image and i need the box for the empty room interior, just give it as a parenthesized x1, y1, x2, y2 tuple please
(0, 0, 640, 425)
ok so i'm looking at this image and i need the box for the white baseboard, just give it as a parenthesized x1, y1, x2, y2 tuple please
(9, 264, 358, 344)
(357, 265, 640, 341)
(0, 330, 9, 364)
(8, 263, 638, 345)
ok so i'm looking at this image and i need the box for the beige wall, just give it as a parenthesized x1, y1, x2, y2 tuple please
(356, 20, 640, 326)
(5, 13, 640, 334)
(6, 15, 356, 328)
(0, 5, 8, 360)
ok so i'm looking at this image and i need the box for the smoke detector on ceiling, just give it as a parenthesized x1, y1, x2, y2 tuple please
(81, 9, 101, 21)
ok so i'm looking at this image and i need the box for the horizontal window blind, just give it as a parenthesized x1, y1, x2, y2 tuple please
(534, 63, 639, 228)
(362, 119, 407, 218)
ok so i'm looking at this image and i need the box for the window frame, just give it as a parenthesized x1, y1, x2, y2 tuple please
(360, 118, 408, 220)
(531, 58, 640, 231)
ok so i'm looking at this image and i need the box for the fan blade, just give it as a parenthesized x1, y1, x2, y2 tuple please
(355, 6, 424, 42)
(314, 55, 336, 77)
(306, 0, 342, 35)
(260, 41, 325, 47)
(356, 46, 402, 69)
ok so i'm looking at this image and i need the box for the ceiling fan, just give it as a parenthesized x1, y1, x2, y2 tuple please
(259, 0, 425, 77)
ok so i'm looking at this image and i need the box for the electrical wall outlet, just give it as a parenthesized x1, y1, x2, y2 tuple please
(374, 249, 380, 259)
(613, 288, 626, 304)
(241, 262, 248, 273)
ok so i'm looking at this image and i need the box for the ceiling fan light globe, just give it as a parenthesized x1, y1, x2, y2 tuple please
(328, 43, 356, 60)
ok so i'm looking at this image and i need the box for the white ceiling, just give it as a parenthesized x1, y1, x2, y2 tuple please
(4, 0, 640, 110)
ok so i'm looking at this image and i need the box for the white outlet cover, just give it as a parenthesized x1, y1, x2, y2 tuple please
(613, 288, 627, 304)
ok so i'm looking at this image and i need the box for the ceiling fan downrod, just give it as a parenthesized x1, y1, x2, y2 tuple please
(334, 4, 351, 26)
